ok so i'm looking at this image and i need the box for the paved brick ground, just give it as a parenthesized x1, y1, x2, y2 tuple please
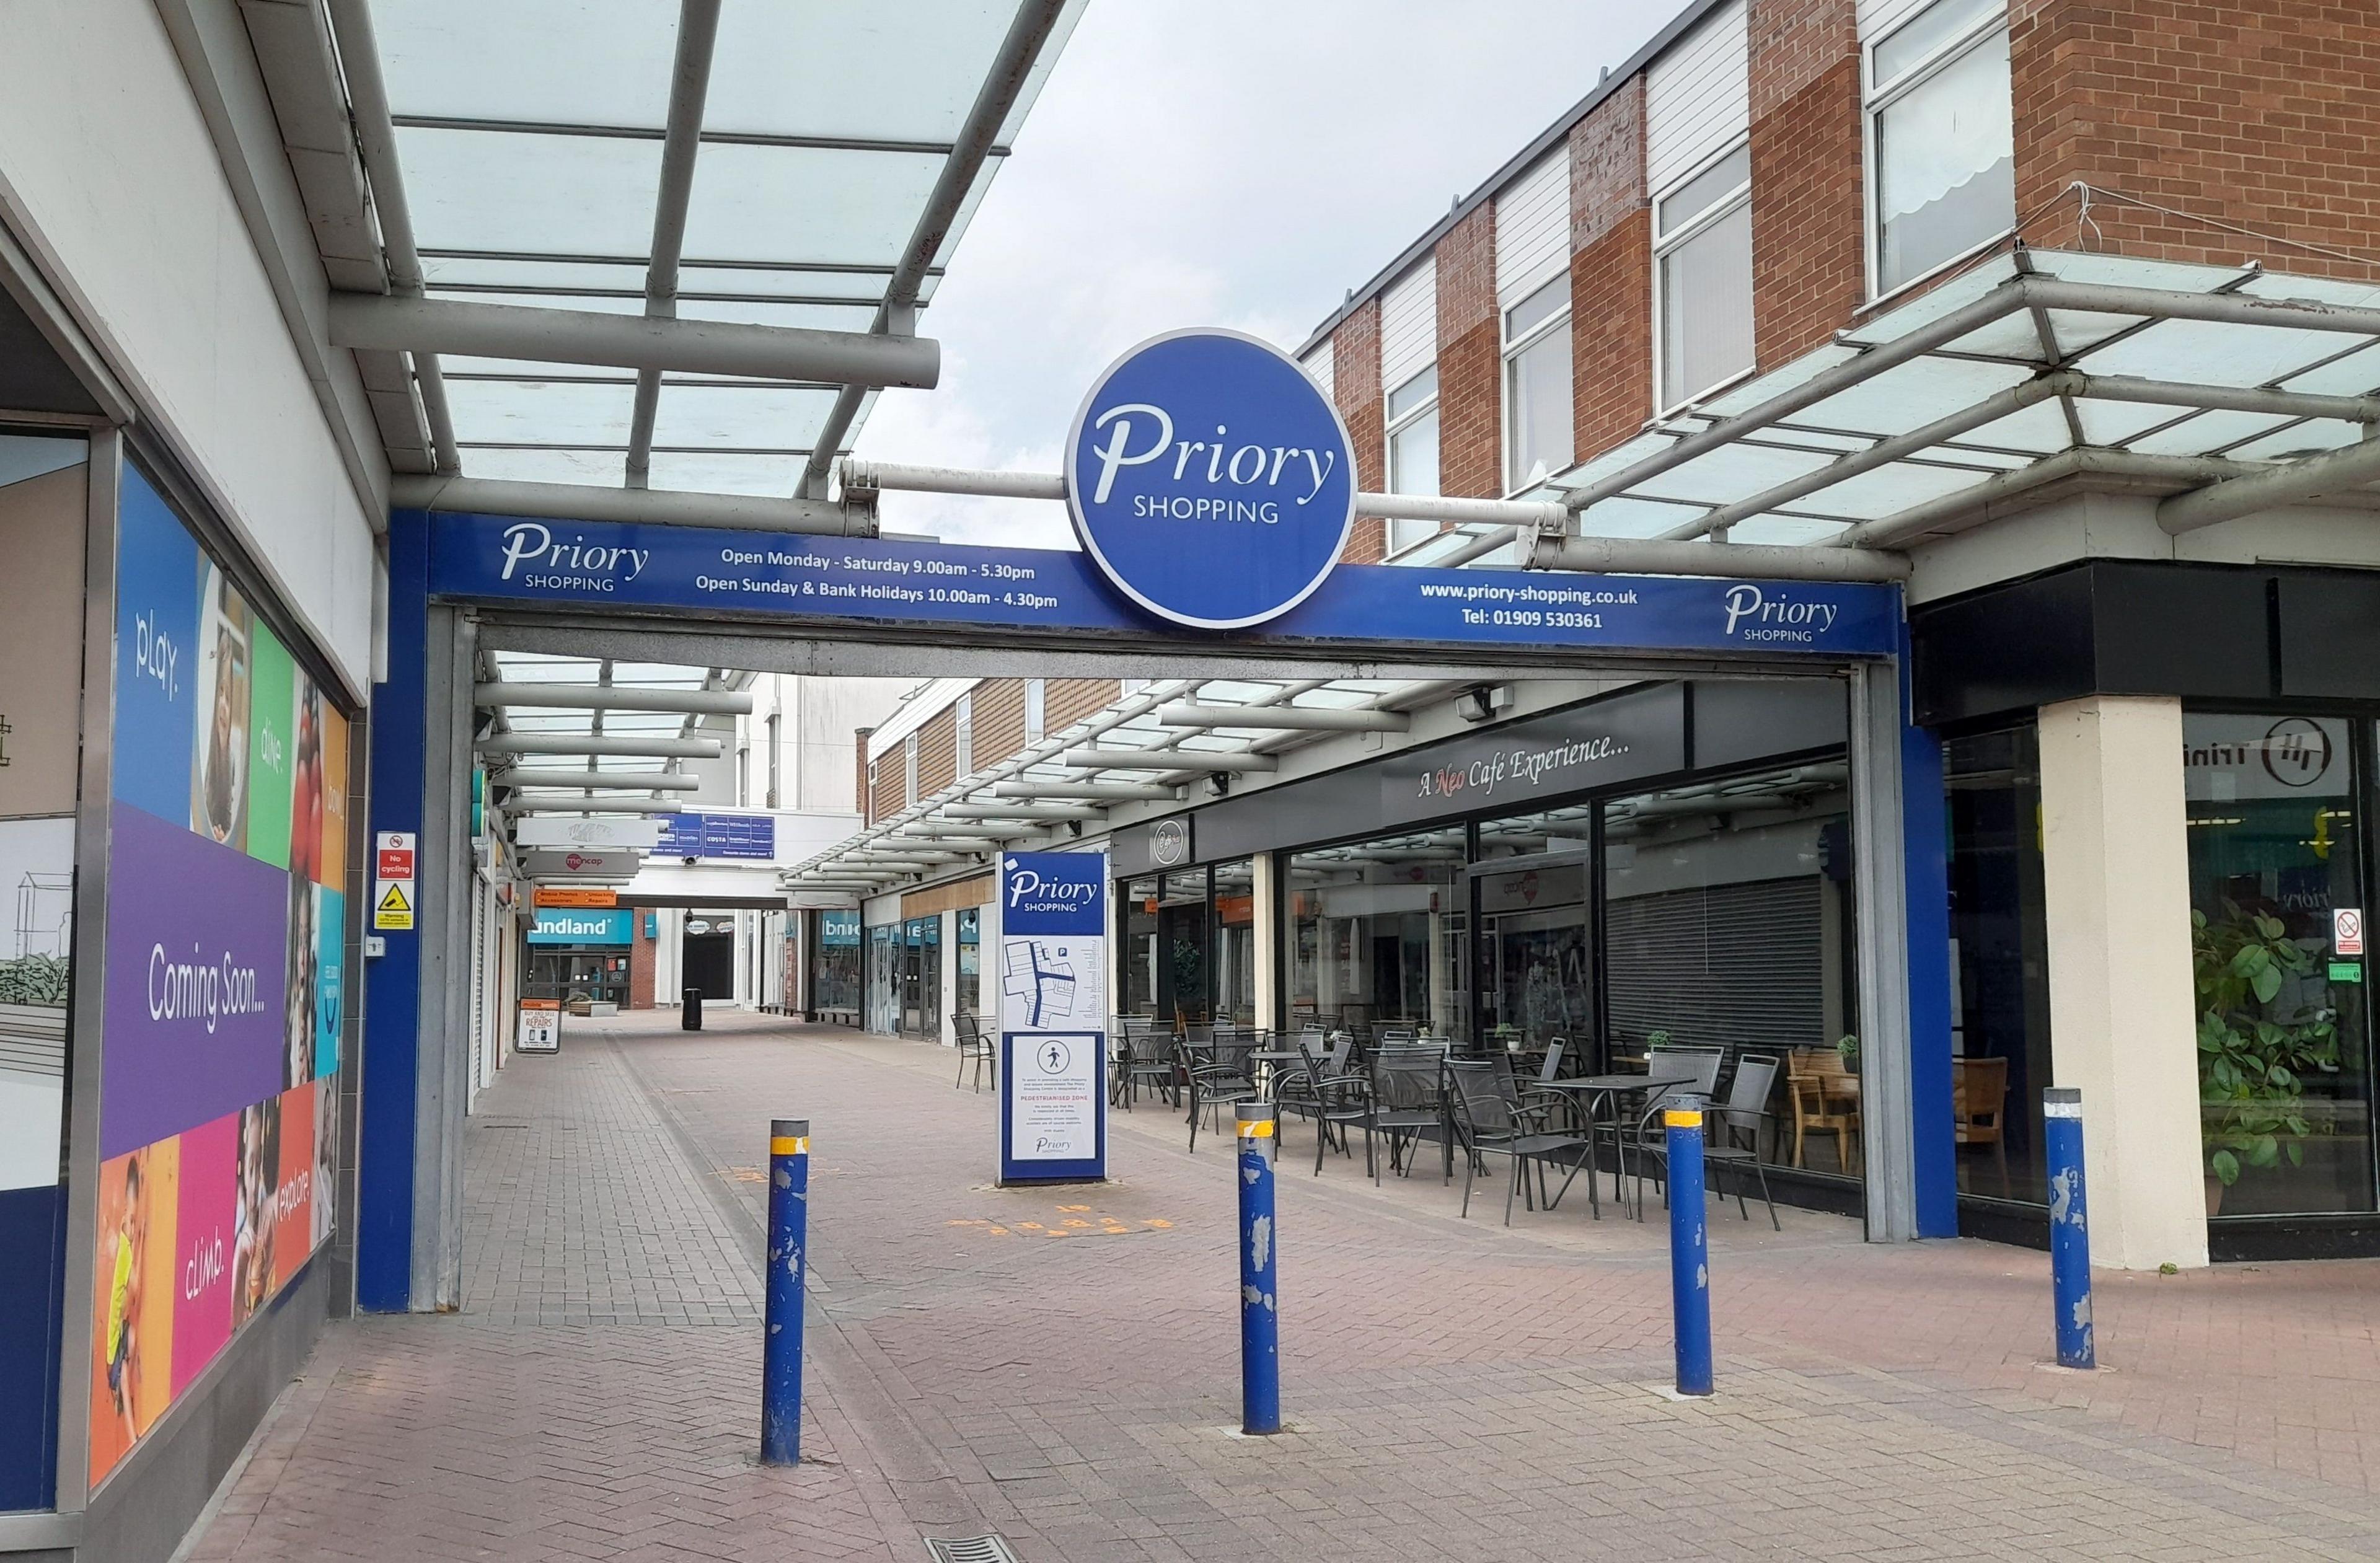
(190, 1010, 2380, 1562)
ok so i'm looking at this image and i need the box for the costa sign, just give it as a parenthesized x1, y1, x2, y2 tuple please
(1067, 328, 1355, 629)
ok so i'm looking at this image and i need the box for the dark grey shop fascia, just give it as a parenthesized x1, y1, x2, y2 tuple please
(1911, 558, 2380, 727)
(1109, 677, 1848, 874)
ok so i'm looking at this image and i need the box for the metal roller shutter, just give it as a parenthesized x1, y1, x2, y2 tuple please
(1604, 874, 1823, 1058)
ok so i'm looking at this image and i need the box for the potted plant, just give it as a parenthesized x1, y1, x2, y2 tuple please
(2193, 902, 2338, 1214)
(1835, 1034, 1859, 1076)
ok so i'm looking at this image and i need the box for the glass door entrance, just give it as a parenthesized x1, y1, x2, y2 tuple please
(1469, 852, 1597, 1063)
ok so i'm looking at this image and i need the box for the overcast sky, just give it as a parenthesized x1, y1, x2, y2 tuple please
(853, 1, 1675, 547)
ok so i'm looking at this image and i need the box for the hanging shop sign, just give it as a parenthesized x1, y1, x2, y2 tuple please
(513, 817, 664, 850)
(1065, 328, 1355, 629)
(528, 907, 633, 946)
(819, 910, 861, 946)
(533, 886, 617, 909)
(656, 810, 777, 860)
(423, 513, 1898, 660)
(996, 852, 1108, 1185)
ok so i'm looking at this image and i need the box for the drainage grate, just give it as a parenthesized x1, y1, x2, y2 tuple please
(925, 1538, 1021, 1563)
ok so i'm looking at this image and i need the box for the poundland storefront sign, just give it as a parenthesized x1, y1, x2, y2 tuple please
(529, 907, 632, 946)
(1066, 329, 1355, 628)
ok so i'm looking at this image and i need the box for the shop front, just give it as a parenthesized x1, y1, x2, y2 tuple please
(526, 907, 633, 1012)
(1111, 677, 1869, 1207)
(1918, 558, 2380, 1261)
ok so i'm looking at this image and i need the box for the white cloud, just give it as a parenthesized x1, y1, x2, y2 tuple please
(858, 0, 1672, 546)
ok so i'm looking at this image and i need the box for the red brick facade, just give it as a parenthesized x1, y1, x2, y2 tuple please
(1308, 0, 2380, 553)
(1328, 297, 1387, 562)
(628, 914, 655, 1009)
(1435, 204, 1501, 504)
(2011, 0, 2380, 282)
(1569, 76, 1652, 464)
(1748, 0, 1866, 362)
(915, 708, 957, 798)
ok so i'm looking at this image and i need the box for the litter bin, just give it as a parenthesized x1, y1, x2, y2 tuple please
(682, 987, 703, 1031)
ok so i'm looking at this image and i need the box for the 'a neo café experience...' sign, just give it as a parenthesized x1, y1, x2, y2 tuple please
(421, 328, 1899, 659)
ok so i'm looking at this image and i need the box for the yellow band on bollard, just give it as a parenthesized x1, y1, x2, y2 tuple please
(1662, 1109, 1703, 1130)
(1236, 1119, 1276, 1138)
(770, 1136, 810, 1156)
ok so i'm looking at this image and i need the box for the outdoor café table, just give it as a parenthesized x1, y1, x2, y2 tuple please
(1530, 1070, 1702, 1218)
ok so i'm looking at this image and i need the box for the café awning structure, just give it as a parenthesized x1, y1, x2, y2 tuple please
(1412, 248, 2380, 571)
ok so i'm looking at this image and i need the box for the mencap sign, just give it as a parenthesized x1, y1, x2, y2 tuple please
(1067, 329, 1355, 629)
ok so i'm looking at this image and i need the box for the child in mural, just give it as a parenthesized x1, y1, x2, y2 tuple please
(194, 573, 252, 848)
(289, 686, 323, 884)
(101, 1152, 151, 1449)
(284, 873, 317, 1091)
(231, 1098, 280, 1326)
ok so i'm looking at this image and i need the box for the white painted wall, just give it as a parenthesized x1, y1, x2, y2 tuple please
(0, 0, 380, 695)
(2037, 695, 2209, 1271)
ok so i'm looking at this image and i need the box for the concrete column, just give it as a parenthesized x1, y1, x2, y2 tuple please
(939, 908, 959, 1044)
(2037, 695, 2208, 1270)
(1252, 853, 1279, 1031)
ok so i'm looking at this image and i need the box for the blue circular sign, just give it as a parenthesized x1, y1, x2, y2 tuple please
(1067, 328, 1355, 629)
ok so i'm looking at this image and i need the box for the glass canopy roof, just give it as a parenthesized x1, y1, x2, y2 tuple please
(367, 1, 1080, 495)
(1404, 250, 2380, 563)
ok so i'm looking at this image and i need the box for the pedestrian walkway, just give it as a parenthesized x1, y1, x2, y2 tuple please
(190, 1011, 2380, 1562)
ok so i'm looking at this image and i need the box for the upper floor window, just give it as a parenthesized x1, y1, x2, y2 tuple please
(1386, 365, 1440, 552)
(903, 733, 918, 806)
(1502, 278, 1573, 493)
(765, 713, 781, 808)
(1024, 678, 1046, 741)
(954, 692, 973, 775)
(1866, 0, 2014, 297)
(1654, 142, 1754, 413)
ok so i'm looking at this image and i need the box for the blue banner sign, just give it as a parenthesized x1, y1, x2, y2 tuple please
(422, 511, 1897, 660)
(1066, 329, 1355, 629)
(656, 810, 776, 860)
(819, 910, 860, 946)
(1000, 852, 1106, 936)
(529, 907, 632, 946)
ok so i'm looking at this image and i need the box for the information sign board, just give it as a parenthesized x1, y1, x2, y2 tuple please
(997, 852, 1108, 1184)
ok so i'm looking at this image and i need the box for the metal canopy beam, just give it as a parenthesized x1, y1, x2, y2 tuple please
(493, 768, 703, 791)
(1060, 746, 1279, 773)
(1157, 702, 1408, 733)
(506, 798, 684, 814)
(474, 682, 753, 715)
(393, 474, 868, 534)
(993, 781, 1179, 802)
(804, 0, 1072, 497)
(474, 734, 723, 759)
(2160, 433, 2380, 533)
(939, 803, 1102, 822)
(1528, 532, 1912, 581)
(626, 0, 724, 488)
(328, 294, 941, 387)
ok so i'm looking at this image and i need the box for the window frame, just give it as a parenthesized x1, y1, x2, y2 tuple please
(1499, 273, 1574, 497)
(1384, 364, 1442, 557)
(1649, 137, 1755, 418)
(1861, 0, 2016, 306)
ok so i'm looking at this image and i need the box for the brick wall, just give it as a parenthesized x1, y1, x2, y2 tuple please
(1435, 203, 1501, 503)
(2013, 0, 2380, 282)
(915, 708, 957, 798)
(1328, 297, 1386, 563)
(1750, 0, 1865, 363)
(1044, 678, 1121, 734)
(628, 914, 654, 1009)
(1570, 76, 1653, 457)
(854, 727, 875, 825)
(974, 677, 1026, 766)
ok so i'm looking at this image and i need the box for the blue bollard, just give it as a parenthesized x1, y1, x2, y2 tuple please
(1237, 1101, 1281, 1435)
(761, 1117, 809, 1464)
(2044, 1086, 2095, 1370)
(1665, 1098, 1714, 1398)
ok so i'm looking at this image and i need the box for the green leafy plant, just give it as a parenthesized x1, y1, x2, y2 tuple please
(0, 954, 69, 1006)
(1836, 1033, 1859, 1071)
(2193, 902, 2338, 1187)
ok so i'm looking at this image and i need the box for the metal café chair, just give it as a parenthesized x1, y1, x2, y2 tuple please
(1443, 1057, 1594, 1225)
(1277, 1033, 1372, 1176)
(1184, 1029, 1262, 1153)
(953, 1011, 994, 1093)
(1366, 1043, 1447, 1184)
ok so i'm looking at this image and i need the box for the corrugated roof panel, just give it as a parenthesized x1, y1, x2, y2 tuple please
(1495, 149, 1571, 308)
(1646, 0, 1748, 193)
(1380, 258, 1438, 393)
